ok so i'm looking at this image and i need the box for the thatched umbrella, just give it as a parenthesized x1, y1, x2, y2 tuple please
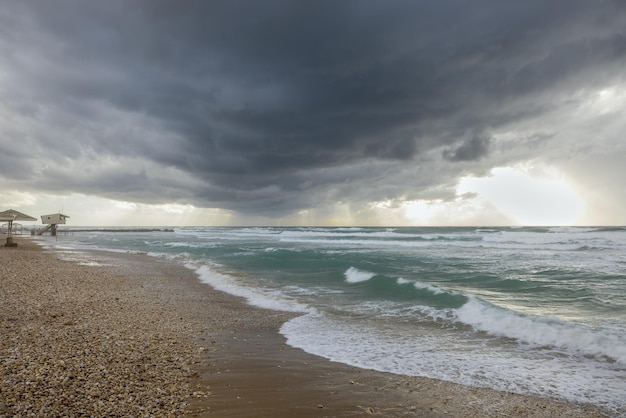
(0, 209, 36, 247)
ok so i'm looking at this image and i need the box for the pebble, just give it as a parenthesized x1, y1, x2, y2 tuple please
(0, 241, 203, 417)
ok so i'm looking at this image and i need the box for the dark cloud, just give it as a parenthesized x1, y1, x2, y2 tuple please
(443, 132, 492, 162)
(1, 0, 625, 216)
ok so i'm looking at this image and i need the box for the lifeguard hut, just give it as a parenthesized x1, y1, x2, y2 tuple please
(38, 213, 70, 236)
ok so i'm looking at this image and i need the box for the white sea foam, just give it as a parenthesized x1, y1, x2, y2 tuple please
(281, 285, 343, 296)
(455, 296, 626, 364)
(191, 263, 309, 313)
(281, 312, 626, 414)
(279, 229, 412, 239)
(278, 236, 468, 249)
(548, 226, 600, 234)
(164, 241, 214, 249)
(414, 280, 446, 295)
(50, 250, 116, 267)
(344, 267, 376, 283)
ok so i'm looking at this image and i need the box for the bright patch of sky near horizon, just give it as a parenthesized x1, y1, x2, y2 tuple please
(457, 167, 585, 226)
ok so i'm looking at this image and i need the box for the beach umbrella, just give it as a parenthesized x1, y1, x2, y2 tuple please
(0, 209, 36, 247)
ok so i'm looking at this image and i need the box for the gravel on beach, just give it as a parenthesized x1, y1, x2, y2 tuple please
(0, 239, 203, 417)
(0, 238, 611, 417)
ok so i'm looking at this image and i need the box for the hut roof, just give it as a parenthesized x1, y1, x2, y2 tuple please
(42, 213, 70, 218)
(0, 209, 37, 222)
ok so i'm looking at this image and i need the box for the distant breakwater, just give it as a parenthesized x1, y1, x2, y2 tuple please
(61, 228, 175, 233)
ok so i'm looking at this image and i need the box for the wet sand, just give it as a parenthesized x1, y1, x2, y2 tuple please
(0, 237, 611, 417)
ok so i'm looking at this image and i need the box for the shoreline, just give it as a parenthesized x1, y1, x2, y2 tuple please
(0, 237, 611, 417)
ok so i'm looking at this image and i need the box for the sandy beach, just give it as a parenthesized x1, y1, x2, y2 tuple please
(0, 237, 610, 417)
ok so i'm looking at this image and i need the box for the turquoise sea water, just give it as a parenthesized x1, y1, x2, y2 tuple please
(41, 226, 626, 414)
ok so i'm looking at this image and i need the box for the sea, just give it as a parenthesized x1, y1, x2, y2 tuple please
(38, 226, 626, 415)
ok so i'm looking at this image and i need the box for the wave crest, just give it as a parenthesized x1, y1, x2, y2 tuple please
(344, 266, 376, 283)
(455, 296, 626, 364)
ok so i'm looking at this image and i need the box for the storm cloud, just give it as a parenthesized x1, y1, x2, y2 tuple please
(443, 131, 493, 162)
(1, 0, 625, 221)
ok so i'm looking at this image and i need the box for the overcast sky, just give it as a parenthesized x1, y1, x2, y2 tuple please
(1, 0, 625, 226)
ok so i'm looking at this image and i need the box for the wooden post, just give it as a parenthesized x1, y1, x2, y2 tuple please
(5, 220, 17, 246)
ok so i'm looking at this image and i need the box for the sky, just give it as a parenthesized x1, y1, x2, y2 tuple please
(1, 0, 625, 227)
